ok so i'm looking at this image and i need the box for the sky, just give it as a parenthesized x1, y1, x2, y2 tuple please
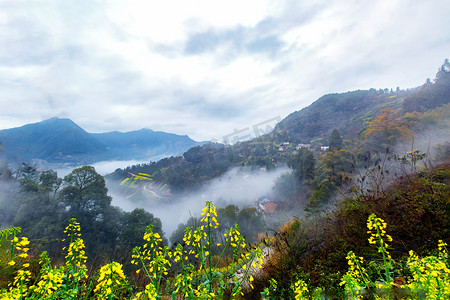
(0, 0, 449, 142)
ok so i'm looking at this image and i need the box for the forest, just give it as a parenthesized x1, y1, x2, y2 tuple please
(0, 61, 448, 299)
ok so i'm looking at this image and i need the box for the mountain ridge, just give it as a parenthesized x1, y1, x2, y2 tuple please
(0, 117, 203, 165)
(274, 61, 450, 143)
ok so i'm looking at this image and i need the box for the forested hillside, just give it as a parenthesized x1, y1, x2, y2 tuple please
(275, 60, 450, 143)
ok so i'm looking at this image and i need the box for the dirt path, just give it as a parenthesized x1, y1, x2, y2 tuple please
(144, 182, 166, 198)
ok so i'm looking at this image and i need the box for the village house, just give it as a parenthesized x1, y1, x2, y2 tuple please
(296, 143, 311, 150)
(256, 197, 278, 214)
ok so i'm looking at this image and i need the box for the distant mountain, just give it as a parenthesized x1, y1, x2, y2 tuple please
(92, 129, 204, 161)
(0, 118, 203, 165)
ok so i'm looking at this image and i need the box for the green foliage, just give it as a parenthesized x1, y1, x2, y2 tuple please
(328, 129, 343, 152)
(60, 166, 118, 258)
(234, 208, 265, 243)
(316, 149, 355, 187)
(272, 172, 299, 198)
(4, 165, 165, 266)
(120, 208, 166, 249)
(38, 170, 62, 195)
(289, 148, 316, 182)
(17, 163, 40, 193)
(263, 164, 449, 297)
(62, 166, 111, 217)
(304, 179, 334, 215)
(0, 227, 21, 243)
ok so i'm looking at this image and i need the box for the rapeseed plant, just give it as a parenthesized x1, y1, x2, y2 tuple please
(3, 206, 448, 300)
(131, 224, 171, 298)
(340, 214, 450, 299)
(168, 201, 265, 299)
(340, 214, 395, 298)
(0, 227, 21, 260)
(291, 278, 309, 300)
(261, 278, 277, 299)
(0, 232, 31, 299)
(30, 252, 64, 298)
(94, 262, 128, 300)
(407, 240, 450, 299)
(340, 252, 369, 299)
(0, 202, 266, 299)
(62, 218, 89, 299)
(366, 213, 393, 284)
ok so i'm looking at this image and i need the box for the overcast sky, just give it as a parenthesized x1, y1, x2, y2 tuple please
(0, 0, 449, 141)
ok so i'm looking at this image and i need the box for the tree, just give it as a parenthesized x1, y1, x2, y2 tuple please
(120, 208, 165, 249)
(329, 129, 343, 152)
(316, 149, 355, 187)
(13, 167, 65, 248)
(364, 108, 411, 150)
(217, 204, 239, 231)
(60, 166, 114, 257)
(304, 179, 334, 215)
(17, 163, 40, 192)
(39, 170, 62, 197)
(170, 217, 200, 246)
(272, 172, 299, 198)
(237, 208, 265, 243)
(289, 149, 316, 182)
(61, 166, 111, 219)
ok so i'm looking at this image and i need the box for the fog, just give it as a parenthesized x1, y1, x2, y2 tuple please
(104, 122, 450, 239)
(108, 166, 289, 238)
(54, 158, 162, 178)
(0, 179, 18, 225)
(394, 125, 450, 167)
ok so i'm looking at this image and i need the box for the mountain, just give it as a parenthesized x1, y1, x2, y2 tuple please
(92, 129, 203, 160)
(0, 117, 203, 165)
(274, 62, 450, 143)
(0, 118, 106, 163)
(273, 89, 402, 143)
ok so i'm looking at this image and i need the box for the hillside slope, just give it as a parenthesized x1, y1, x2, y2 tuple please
(274, 62, 450, 143)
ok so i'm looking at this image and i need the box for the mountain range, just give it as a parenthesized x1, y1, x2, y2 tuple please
(108, 60, 450, 195)
(2, 61, 449, 171)
(0, 117, 203, 165)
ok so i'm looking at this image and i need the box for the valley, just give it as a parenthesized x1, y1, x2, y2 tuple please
(0, 60, 448, 299)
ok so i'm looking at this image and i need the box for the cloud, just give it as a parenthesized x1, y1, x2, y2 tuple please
(183, 23, 284, 57)
(0, 0, 449, 140)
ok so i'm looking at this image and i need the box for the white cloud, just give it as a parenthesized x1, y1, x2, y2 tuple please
(0, 0, 449, 140)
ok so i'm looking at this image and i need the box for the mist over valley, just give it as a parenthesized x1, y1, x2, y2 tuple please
(108, 166, 290, 238)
